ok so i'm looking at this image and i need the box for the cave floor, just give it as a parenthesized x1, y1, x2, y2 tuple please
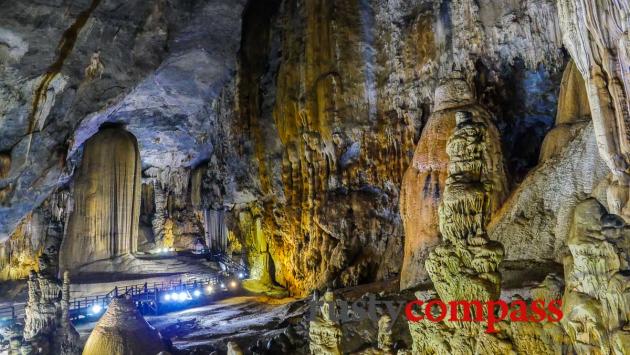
(75, 295, 308, 354)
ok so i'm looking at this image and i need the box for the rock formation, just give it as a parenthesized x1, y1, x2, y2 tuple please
(539, 60, 591, 162)
(400, 81, 508, 289)
(409, 110, 507, 353)
(226, 341, 244, 355)
(82, 297, 168, 355)
(83, 51, 104, 81)
(428, 110, 505, 303)
(562, 198, 630, 354)
(558, 0, 630, 218)
(21, 271, 79, 355)
(309, 290, 343, 355)
(377, 314, 394, 354)
(60, 126, 141, 274)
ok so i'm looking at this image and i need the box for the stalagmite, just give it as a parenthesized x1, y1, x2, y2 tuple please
(309, 290, 343, 355)
(82, 297, 168, 355)
(59, 125, 141, 273)
(151, 180, 168, 247)
(377, 314, 394, 354)
(409, 110, 510, 354)
(400, 79, 508, 289)
(21, 270, 79, 355)
(562, 198, 630, 354)
(226, 341, 244, 355)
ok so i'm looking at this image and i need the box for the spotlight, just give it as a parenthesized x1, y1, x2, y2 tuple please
(164, 294, 171, 301)
(238, 272, 244, 279)
(206, 285, 214, 294)
(193, 289, 201, 298)
(230, 281, 238, 289)
(178, 292, 188, 301)
(220, 283, 226, 289)
(171, 292, 179, 301)
(91, 304, 103, 314)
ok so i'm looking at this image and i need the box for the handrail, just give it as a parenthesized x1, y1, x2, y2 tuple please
(1, 251, 243, 323)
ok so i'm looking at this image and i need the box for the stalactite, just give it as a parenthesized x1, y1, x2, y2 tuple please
(59, 126, 141, 273)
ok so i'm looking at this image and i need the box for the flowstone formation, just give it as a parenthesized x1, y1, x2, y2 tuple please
(409, 110, 507, 354)
(308, 290, 343, 355)
(539, 60, 591, 162)
(82, 297, 168, 355)
(558, 0, 630, 218)
(60, 125, 141, 274)
(20, 271, 79, 355)
(562, 198, 630, 354)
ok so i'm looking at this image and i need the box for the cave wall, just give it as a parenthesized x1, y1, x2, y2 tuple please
(2, 0, 627, 300)
(218, 0, 569, 295)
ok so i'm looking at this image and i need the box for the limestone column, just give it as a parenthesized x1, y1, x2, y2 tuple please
(60, 125, 141, 273)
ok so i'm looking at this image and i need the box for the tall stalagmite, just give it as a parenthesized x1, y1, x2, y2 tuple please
(400, 80, 508, 289)
(408, 110, 508, 354)
(60, 126, 141, 273)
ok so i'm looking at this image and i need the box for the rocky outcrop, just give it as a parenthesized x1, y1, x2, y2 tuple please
(60, 126, 141, 274)
(489, 122, 609, 261)
(82, 297, 168, 355)
(0, 189, 68, 281)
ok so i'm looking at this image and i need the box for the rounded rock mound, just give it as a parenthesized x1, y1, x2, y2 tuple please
(83, 298, 168, 355)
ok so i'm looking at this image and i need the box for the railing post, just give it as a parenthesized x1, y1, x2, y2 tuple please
(114, 286, 118, 297)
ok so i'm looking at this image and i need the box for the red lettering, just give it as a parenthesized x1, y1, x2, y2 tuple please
(448, 300, 484, 321)
(485, 300, 509, 333)
(425, 300, 447, 322)
(405, 300, 424, 322)
(529, 299, 546, 322)
(547, 300, 563, 322)
(508, 300, 529, 322)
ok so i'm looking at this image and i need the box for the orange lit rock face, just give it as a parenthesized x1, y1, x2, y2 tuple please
(60, 126, 141, 274)
(399, 80, 508, 289)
